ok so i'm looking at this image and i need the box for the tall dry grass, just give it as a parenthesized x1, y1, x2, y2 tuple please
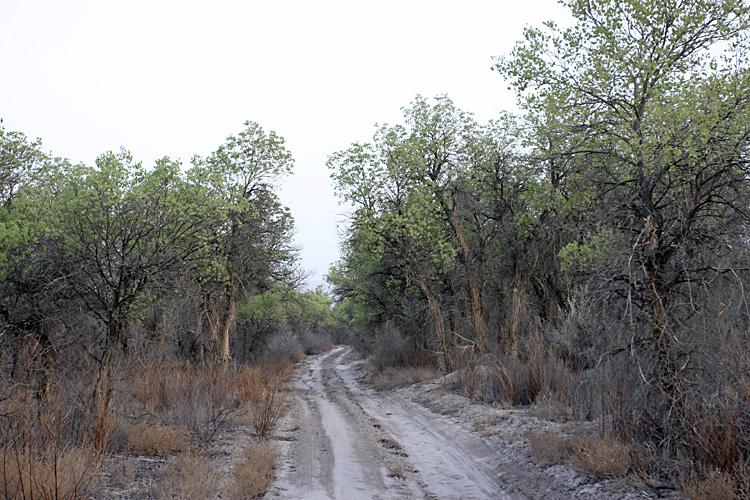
(446, 304, 750, 498)
(120, 357, 292, 445)
(1, 347, 296, 499)
(0, 394, 102, 500)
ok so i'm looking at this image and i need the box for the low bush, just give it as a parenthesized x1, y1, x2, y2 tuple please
(154, 452, 220, 500)
(248, 389, 288, 440)
(527, 429, 631, 478)
(124, 422, 189, 456)
(230, 441, 279, 499)
(526, 429, 578, 466)
(569, 435, 631, 478)
(0, 416, 100, 500)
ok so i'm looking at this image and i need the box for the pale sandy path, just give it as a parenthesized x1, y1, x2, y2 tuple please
(269, 346, 513, 500)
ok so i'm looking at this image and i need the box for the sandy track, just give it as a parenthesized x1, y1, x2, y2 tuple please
(269, 346, 512, 500)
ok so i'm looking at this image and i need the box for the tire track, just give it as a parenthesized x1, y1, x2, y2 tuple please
(271, 346, 509, 500)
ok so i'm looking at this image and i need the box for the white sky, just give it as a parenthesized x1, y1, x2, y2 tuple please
(0, 0, 571, 289)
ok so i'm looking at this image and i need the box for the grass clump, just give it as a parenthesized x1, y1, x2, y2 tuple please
(155, 452, 220, 500)
(372, 366, 438, 391)
(527, 429, 631, 478)
(230, 441, 280, 499)
(124, 422, 190, 456)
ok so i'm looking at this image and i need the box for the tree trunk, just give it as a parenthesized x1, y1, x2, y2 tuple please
(407, 265, 452, 371)
(93, 345, 113, 451)
(503, 270, 532, 357)
(35, 328, 54, 405)
(503, 232, 563, 356)
(447, 207, 487, 355)
(218, 268, 237, 366)
(643, 253, 682, 406)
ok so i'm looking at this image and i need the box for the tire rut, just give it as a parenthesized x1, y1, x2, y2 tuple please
(270, 346, 508, 500)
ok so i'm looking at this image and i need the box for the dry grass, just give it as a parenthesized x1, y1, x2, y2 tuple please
(230, 441, 279, 499)
(526, 429, 578, 466)
(527, 429, 630, 478)
(680, 469, 738, 500)
(678, 464, 750, 500)
(124, 422, 190, 456)
(0, 345, 296, 499)
(249, 389, 287, 440)
(372, 366, 438, 391)
(0, 445, 99, 500)
(237, 365, 289, 440)
(123, 358, 294, 444)
(0, 390, 101, 500)
(154, 452, 220, 500)
(569, 435, 631, 478)
(531, 392, 569, 422)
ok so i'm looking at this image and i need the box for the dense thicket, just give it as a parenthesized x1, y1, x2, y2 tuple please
(0, 120, 334, 414)
(328, 0, 750, 485)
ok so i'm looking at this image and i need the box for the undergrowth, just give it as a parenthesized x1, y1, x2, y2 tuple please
(0, 351, 295, 499)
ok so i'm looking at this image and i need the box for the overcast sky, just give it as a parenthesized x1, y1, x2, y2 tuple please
(1, 0, 571, 289)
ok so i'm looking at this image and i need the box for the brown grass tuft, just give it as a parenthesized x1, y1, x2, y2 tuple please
(372, 366, 438, 391)
(569, 435, 631, 478)
(155, 452, 220, 500)
(527, 429, 630, 478)
(680, 469, 738, 500)
(124, 422, 190, 456)
(0, 445, 99, 500)
(527, 429, 577, 466)
(230, 441, 279, 499)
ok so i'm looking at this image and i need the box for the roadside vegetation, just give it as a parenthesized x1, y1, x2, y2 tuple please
(0, 120, 336, 499)
(3, 1, 750, 499)
(327, 1, 750, 498)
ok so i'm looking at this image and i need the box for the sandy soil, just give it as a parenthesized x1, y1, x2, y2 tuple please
(268, 346, 678, 500)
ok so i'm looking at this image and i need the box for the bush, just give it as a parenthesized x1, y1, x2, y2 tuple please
(230, 441, 279, 499)
(124, 422, 189, 456)
(527, 429, 631, 478)
(155, 453, 220, 500)
(372, 366, 438, 391)
(0, 430, 99, 500)
(263, 331, 303, 365)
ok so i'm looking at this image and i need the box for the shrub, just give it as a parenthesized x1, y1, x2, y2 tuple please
(230, 441, 279, 499)
(248, 389, 287, 440)
(154, 453, 220, 500)
(527, 429, 630, 478)
(526, 430, 577, 466)
(569, 435, 631, 478)
(0, 443, 99, 500)
(124, 422, 189, 456)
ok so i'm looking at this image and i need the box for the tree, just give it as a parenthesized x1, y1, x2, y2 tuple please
(329, 122, 457, 368)
(496, 0, 750, 441)
(0, 126, 70, 400)
(190, 121, 298, 365)
(329, 96, 529, 365)
(0, 121, 47, 213)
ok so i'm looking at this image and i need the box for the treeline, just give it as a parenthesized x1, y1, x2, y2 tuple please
(0, 120, 336, 414)
(328, 0, 750, 490)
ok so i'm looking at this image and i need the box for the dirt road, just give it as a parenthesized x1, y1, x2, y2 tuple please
(269, 346, 514, 499)
(268, 346, 665, 500)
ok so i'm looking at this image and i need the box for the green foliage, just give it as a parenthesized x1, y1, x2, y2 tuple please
(189, 121, 298, 293)
(0, 118, 300, 366)
(0, 121, 47, 212)
(239, 286, 333, 333)
(558, 226, 623, 274)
